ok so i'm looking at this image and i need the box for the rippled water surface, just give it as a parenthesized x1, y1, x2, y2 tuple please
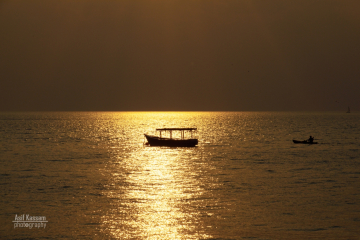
(1, 112, 359, 239)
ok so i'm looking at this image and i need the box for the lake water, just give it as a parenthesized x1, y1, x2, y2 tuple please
(1, 111, 359, 239)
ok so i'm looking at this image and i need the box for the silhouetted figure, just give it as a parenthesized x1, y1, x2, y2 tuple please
(308, 136, 314, 143)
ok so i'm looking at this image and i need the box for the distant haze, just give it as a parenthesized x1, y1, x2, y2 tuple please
(1, 0, 359, 111)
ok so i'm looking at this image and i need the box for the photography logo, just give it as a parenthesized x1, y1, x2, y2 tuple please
(13, 214, 48, 229)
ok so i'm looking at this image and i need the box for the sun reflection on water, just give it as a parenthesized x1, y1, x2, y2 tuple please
(104, 146, 214, 239)
(100, 112, 218, 239)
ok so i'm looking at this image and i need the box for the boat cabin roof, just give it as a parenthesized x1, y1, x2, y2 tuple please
(156, 128, 197, 131)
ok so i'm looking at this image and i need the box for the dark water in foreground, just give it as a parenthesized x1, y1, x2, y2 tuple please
(1, 112, 359, 239)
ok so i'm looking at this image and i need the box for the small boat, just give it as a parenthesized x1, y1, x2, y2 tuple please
(293, 140, 318, 144)
(144, 128, 198, 147)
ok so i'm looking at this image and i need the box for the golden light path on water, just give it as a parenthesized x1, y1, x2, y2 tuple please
(101, 112, 217, 239)
(2, 112, 359, 239)
(93, 111, 360, 239)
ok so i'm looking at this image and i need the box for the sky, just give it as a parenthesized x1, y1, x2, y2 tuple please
(0, 0, 359, 111)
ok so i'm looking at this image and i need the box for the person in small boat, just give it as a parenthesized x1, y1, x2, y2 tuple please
(308, 136, 314, 143)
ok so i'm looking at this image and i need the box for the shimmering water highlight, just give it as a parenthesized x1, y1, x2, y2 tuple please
(1, 112, 359, 239)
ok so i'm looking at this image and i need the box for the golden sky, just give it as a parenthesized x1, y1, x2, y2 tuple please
(1, 0, 359, 111)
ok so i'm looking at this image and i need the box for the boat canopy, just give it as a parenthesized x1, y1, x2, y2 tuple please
(155, 128, 197, 139)
(156, 128, 197, 131)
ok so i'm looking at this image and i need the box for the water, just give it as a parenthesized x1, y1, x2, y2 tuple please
(1, 111, 359, 239)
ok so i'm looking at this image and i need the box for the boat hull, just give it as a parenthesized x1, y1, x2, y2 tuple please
(293, 140, 318, 144)
(145, 134, 198, 147)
